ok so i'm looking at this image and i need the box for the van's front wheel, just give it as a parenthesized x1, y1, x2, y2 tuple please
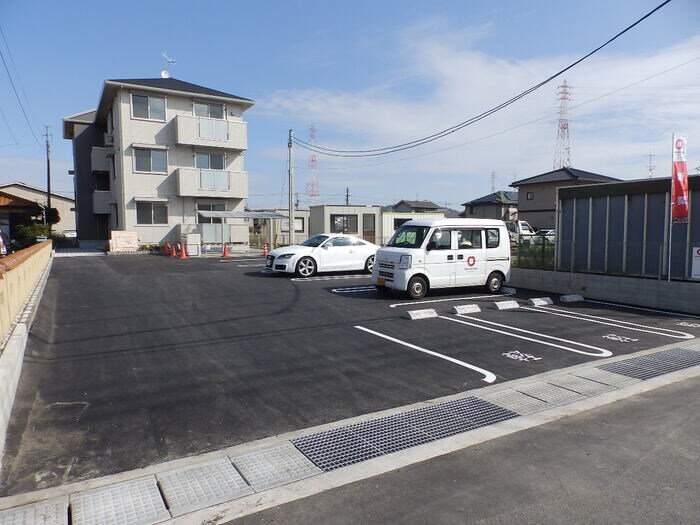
(486, 272, 503, 294)
(407, 276, 428, 299)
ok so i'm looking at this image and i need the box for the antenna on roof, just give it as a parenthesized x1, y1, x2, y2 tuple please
(161, 50, 176, 78)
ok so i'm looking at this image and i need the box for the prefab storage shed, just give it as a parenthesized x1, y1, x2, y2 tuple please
(556, 175, 700, 280)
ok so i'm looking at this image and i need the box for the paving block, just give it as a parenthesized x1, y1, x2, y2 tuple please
(547, 374, 616, 396)
(232, 441, 322, 492)
(404, 309, 438, 320)
(527, 297, 553, 306)
(0, 498, 68, 525)
(157, 458, 252, 517)
(70, 476, 169, 525)
(515, 383, 585, 406)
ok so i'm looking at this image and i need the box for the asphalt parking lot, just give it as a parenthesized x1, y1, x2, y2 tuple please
(1, 254, 699, 496)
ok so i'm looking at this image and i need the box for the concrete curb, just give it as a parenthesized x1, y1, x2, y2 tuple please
(0, 257, 53, 474)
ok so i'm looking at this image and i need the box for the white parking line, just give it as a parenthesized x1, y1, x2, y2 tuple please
(389, 294, 506, 309)
(238, 264, 266, 268)
(584, 299, 700, 319)
(354, 326, 497, 383)
(291, 275, 370, 282)
(332, 286, 377, 294)
(521, 306, 694, 340)
(441, 315, 613, 357)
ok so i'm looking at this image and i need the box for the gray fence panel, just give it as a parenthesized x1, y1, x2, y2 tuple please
(607, 195, 625, 273)
(645, 193, 666, 277)
(590, 197, 607, 272)
(625, 194, 645, 275)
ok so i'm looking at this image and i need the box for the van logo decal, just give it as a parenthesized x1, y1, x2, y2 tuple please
(467, 256, 476, 267)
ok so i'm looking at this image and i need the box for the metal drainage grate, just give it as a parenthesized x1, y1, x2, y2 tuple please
(292, 396, 517, 471)
(598, 347, 700, 380)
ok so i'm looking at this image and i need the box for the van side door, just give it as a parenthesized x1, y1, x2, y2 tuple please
(424, 228, 456, 288)
(454, 228, 487, 286)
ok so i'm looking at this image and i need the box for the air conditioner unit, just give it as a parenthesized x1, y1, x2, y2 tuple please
(104, 133, 114, 146)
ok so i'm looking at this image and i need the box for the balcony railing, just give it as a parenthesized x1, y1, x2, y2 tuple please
(176, 167, 248, 198)
(91, 147, 111, 172)
(92, 190, 112, 214)
(175, 115, 247, 150)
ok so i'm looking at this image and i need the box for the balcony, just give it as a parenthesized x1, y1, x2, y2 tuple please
(92, 190, 112, 214)
(175, 115, 247, 150)
(176, 168, 248, 199)
(91, 147, 111, 172)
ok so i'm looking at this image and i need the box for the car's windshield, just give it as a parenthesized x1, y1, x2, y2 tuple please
(387, 226, 431, 248)
(300, 234, 329, 247)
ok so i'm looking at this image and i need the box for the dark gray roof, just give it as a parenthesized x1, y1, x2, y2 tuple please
(510, 167, 619, 187)
(107, 78, 253, 102)
(394, 200, 441, 209)
(461, 191, 518, 207)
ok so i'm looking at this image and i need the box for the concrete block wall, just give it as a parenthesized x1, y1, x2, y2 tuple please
(0, 243, 53, 472)
(510, 268, 700, 314)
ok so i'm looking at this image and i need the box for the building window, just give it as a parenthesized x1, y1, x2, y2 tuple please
(132, 94, 165, 120)
(331, 214, 358, 234)
(197, 202, 225, 224)
(194, 102, 225, 119)
(195, 152, 225, 170)
(469, 206, 477, 215)
(282, 217, 305, 233)
(136, 202, 168, 224)
(134, 148, 167, 173)
(526, 191, 534, 200)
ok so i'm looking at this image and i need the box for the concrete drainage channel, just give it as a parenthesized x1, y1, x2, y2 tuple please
(1, 343, 699, 525)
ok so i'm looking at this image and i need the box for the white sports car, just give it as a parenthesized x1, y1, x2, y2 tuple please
(265, 233, 379, 277)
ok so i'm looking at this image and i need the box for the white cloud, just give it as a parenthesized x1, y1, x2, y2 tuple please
(253, 26, 700, 207)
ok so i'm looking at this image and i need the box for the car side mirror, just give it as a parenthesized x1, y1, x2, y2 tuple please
(426, 241, 435, 251)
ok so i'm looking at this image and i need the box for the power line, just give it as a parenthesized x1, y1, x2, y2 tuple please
(293, 0, 672, 158)
(288, 54, 699, 172)
(0, 102, 18, 145)
(0, 34, 41, 147)
(0, 24, 38, 127)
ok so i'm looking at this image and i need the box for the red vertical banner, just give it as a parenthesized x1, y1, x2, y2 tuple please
(671, 134, 689, 224)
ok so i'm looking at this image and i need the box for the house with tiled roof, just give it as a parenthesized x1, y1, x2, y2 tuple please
(510, 167, 619, 229)
(461, 190, 518, 220)
(64, 77, 254, 248)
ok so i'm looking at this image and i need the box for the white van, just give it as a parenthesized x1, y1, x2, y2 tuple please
(372, 218, 511, 299)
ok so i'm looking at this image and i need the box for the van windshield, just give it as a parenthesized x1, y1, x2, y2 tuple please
(387, 225, 431, 248)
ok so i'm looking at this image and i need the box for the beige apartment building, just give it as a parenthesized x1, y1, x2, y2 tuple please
(63, 78, 254, 248)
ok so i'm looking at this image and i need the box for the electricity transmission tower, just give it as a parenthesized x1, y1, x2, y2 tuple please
(553, 80, 572, 169)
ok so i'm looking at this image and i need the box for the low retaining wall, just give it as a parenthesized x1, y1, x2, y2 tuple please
(511, 268, 700, 314)
(0, 241, 53, 471)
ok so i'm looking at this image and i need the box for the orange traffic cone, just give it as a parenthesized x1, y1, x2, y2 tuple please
(179, 243, 188, 260)
(163, 242, 170, 256)
(262, 243, 269, 257)
(221, 243, 228, 258)
(171, 243, 178, 257)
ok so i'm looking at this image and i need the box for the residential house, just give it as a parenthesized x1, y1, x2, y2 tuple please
(63, 77, 254, 249)
(392, 200, 441, 213)
(0, 182, 76, 239)
(510, 167, 619, 230)
(461, 190, 518, 220)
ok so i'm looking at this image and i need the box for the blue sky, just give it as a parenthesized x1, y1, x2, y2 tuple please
(0, 0, 698, 209)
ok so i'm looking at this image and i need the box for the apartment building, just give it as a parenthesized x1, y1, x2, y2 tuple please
(63, 77, 254, 248)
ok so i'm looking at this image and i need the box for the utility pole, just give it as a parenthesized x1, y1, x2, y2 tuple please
(345, 187, 350, 205)
(287, 130, 294, 243)
(44, 125, 52, 233)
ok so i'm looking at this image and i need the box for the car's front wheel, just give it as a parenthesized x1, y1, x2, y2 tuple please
(364, 255, 375, 273)
(407, 275, 428, 299)
(296, 256, 317, 277)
